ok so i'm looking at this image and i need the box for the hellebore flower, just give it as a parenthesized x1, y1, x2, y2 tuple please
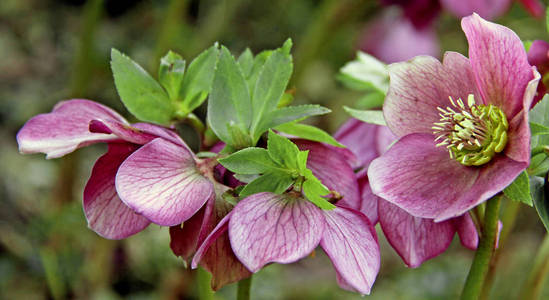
(368, 14, 540, 222)
(191, 142, 380, 295)
(17, 99, 213, 239)
(335, 120, 478, 267)
(528, 40, 549, 105)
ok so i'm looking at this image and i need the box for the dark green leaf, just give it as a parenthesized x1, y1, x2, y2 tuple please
(254, 105, 331, 140)
(239, 170, 295, 197)
(159, 51, 186, 101)
(343, 106, 386, 126)
(218, 147, 281, 174)
(180, 44, 220, 114)
(111, 49, 173, 125)
(532, 175, 549, 232)
(246, 50, 273, 93)
(302, 179, 336, 210)
(267, 130, 300, 170)
(207, 46, 252, 146)
(275, 122, 344, 147)
(503, 171, 533, 206)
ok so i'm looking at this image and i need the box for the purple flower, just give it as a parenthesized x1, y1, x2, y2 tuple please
(528, 40, 549, 105)
(335, 120, 479, 267)
(440, 0, 512, 20)
(191, 142, 380, 295)
(368, 14, 540, 222)
(17, 99, 213, 239)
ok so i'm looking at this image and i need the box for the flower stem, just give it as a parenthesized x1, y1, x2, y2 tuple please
(519, 234, 549, 300)
(237, 276, 253, 300)
(460, 195, 502, 300)
(197, 267, 214, 300)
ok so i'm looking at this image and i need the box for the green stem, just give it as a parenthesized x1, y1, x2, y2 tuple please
(479, 199, 520, 300)
(237, 276, 253, 300)
(460, 195, 502, 300)
(519, 234, 549, 300)
(197, 267, 214, 300)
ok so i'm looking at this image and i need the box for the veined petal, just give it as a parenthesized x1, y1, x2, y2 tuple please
(333, 119, 378, 170)
(17, 99, 127, 158)
(295, 140, 361, 209)
(440, 0, 511, 20)
(320, 206, 380, 295)
(384, 52, 479, 137)
(454, 213, 478, 250)
(378, 200, 455, 268)
(116, 138, 213, 226)
(228, 192, 325, 272)
(368, 133, 478, 219)
(358, 176, 379, 224)
(132, 123, 187, 148)
(462, 13, 536, 119)
(435, 155, 526, 221)
(83, 143, 150, 239)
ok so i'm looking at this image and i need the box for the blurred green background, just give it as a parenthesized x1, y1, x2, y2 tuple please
(1, 0, 549, 299)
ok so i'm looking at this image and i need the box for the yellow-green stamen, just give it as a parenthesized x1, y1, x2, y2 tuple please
(432, 94, 508, 166)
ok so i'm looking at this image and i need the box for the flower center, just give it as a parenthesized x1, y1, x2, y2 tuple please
(432, 94, 508, 166)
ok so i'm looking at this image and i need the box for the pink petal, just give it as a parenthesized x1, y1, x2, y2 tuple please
(435, 155, 526, 221)
(132, 123, 188, 148)
(17, 99, 126, 158)
(295, 140, 361, 209)
(368, 133, 479, 219)
(384, 52, 479, 137)
(440, 0, 511, 20)
(358, 176, 379, 224)
(334, 119, 379, 171)
(320, 206, 380, 295)
(453, 213, 478, 250)
(228, 192, 325, 272)
(528, 40, 549, 105)
(378, 200, 455, 268)
(83, 143, 150, 239)
(462, 13, 536, 120)
(116, 138, 213, 226)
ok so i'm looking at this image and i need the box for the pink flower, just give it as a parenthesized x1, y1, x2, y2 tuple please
(368, 14, 540, 222)
(528, 40, 549, 105)
(17, 99, 213, 239)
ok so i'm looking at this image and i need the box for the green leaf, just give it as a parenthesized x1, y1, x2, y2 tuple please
(180, 44, 220, 114)
(297, 150, 309, 174)
(250, 47, 293, 137)
(529, 154, 549, 176)
(503, 171, 533, 206)
(218, 147, 281, 174)
(111, 49, 173, 125)
(531, 122, 549, 136)
(343, 106, 386, 126)
(159, 51, 186, 101)
(227, 123, 253, 149)
(302, 179, 336, 210)
(246, 50, 273, 93)
(530, 94, 549, 148)
(524, 40, 533, 52)
(233, 173, 259, 183)
(355, 91, 385, 110)
(338, 51, 389, 94)
(267, 130, 300, 170)
(254, 105, 331, 140)
(237, 48, 254, 78)
(207, 46, 252, 146)
(532, 175, 549, 232)
(275, 122, 344, 147)
(239, 170, 295, 197)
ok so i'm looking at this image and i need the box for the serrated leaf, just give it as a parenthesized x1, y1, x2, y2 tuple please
(180, 44, 220, 114)
(503, 171, 533, 206)
(254, 105, 331, 141)
(218, 147, 281, 174)
(275, 122, 344, 147)
(207, 46, 252, 146)
(267, 130, 300, 170)
(159, 51, 186, 101)
(250, 47, 293, 137)
(111, 49, 173, 125)
(532, 175, 549, 232)
(531, 122, 549, 136)
(246, 50, 273, 94)
(302, 179, 336, 210)
(237, 48, 254, 78)
(343, 106, 386, 126)
(239, 170, 295, 197)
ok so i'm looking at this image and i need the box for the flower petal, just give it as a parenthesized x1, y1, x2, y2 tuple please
(528, 40, 549, 105)
(116, 138, 213, 226)
(378, 200, 455, 268)
(228, 192, 325, 272)
(358, 176, 379, 224)
(453, 213, 478, 250)
(435, 155, 526, 221)
(384, 52, 479, 137)
(334, 119, 379, 171)
(462, 13, 536, 119)
(295, 140, 361, 209)
(320, 206, 380, 295)
(368, 133, 478, 219)
(17, 99, 127, 158)
(83, 143, 150, 239)
(440, 0, 511, 20)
